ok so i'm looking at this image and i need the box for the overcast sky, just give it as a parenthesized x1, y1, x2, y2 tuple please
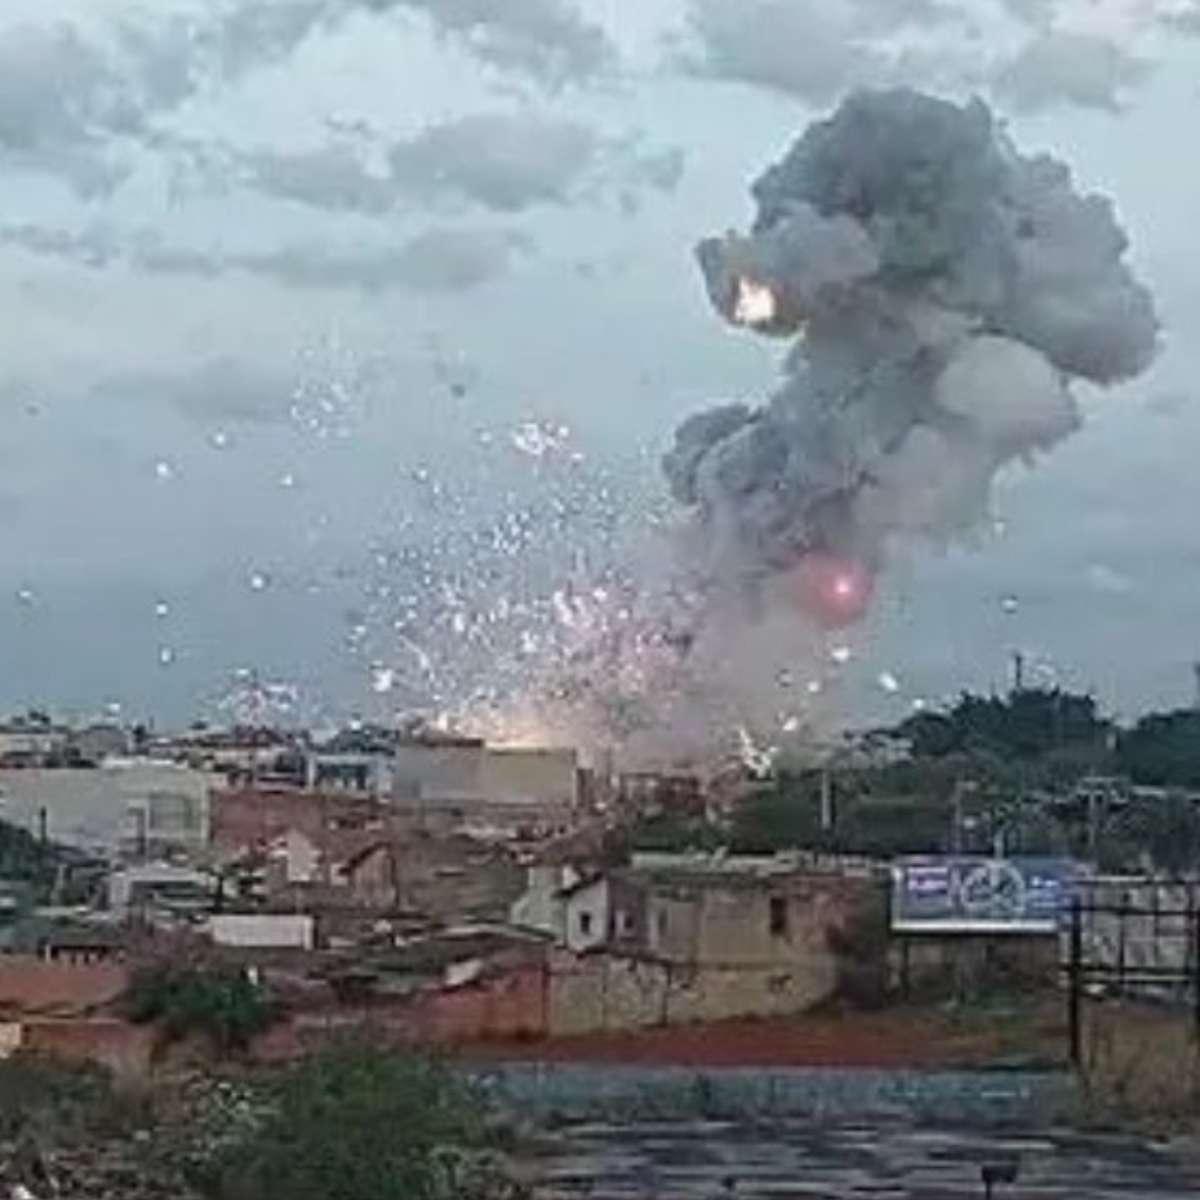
(3, 0, 1200, 731)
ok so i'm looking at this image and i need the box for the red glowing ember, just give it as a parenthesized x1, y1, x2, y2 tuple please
(789, 553, 874, 627)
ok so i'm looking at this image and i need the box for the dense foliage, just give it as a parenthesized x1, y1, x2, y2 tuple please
(0, 819, 64, 897)
(128, 962, 276, 1052)
(1116, 710, 1200, 789)
(896, 689, 1111, 761)
(209, 1046, 490, 1200)
(631, 688, 1200, 872)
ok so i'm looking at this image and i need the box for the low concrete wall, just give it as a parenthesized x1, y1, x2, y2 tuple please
(259, 940, 849, 1058)
(474, 1062, 1078, 1126)
(546, 949, 839, 1038)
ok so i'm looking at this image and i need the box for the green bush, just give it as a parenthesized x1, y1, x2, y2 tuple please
(209, 1045, 487, 1200)
(128, 962, 276, 1052)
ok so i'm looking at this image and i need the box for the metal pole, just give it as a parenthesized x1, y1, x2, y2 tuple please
(1069, 897, 1083, 1068)
(952, 782, 963, 854)
(1117, 897, 1127, 999)
(819, 766, 833, 832)
(1192, 900, 1200, 1043)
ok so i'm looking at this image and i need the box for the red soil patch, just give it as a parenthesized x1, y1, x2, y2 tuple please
(457, 1007, 1064, 1070)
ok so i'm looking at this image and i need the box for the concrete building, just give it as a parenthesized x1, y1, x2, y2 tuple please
(0, 716, 68, 764)
(511, 866, 645, 954)
(511, 853, 884, 1025)
(107, 863, 213, 916)
(68, 724, 131, 763)
(211, 786, 393, 856)
(157, 726, 299, 780)
(306, 752, 393, 796)
(0, 760, 215, 854)
(390, 736, 577, 808)
(207, 913, 315, 950)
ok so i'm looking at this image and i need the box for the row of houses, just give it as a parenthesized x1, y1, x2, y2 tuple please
(0, 848, 884, 1073)
(0, 721, 892, 1067)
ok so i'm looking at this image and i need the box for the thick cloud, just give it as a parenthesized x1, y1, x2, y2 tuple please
(1162, 3, 1200, 34)
(0, 222, 530, 293)
(362, 0, 616, 87)
(387, 114, 598, 211)
(0, 22, 135, 194)
(231, 228, 532, 292)
(0, 0, 613, 193)
(683, 0, 878, 103)
(97, 358, 295, 426)
(849, 0, 965, 35)
(237, 144, 397, 215)
(231, 113, 683, 217)
(680, 0, 1163, 114)
(992, 31, 1150, 113)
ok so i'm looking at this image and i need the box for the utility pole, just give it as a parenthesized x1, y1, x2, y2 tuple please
(952, 781, 965, 854)
(1012, 651, 1025, 694)
(819, 766, 833, 832)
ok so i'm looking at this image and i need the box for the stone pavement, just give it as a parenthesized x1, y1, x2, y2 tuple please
(533, 1120, 1200, 1198)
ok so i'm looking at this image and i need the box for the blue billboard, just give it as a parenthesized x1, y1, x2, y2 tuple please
(891, 856, 1079, 933)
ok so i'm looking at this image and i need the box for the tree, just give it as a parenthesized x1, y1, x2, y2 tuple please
(1117, 710, 1200, 788)
(127, 961, 276, 1052)
(0, 820, 64, 899)
(895, 688, 1112, 763)
(210, 1046, 488, 1200)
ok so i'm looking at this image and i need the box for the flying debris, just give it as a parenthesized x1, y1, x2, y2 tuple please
(664, 88, 1159, 621)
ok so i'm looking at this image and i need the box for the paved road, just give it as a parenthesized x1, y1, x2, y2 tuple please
(533, 1120, 1200, 1198)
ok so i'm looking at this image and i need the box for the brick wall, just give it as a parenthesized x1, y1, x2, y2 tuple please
(22, 1019, 155, 1079)
(0, 958, 129, 1017)
(422, 961, 546, 1041)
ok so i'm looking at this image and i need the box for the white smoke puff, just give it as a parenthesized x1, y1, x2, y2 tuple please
(936, 336, 1078, 450)
(855, 426, 995, 539)
(1003, 156, 1157, 383)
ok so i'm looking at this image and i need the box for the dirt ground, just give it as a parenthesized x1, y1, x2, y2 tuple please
(459, 1001, 1069, 1069)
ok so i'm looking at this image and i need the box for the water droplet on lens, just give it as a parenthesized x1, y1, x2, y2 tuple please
(158, 646, 176, 667)
(15, 587, 35, 607)
(1001, 595, 1019, 615)
(154, 460, 175, 481)
(154, 600, 170, 619)
(249, 571, 270, 592)
(209, 429, 231, 450)
(830, 645, 852, 665)
(279, 472, 296, 489)
(878, 671, 900, 694)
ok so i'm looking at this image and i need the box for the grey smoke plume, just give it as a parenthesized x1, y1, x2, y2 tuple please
(664, 88, 1158, 620)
